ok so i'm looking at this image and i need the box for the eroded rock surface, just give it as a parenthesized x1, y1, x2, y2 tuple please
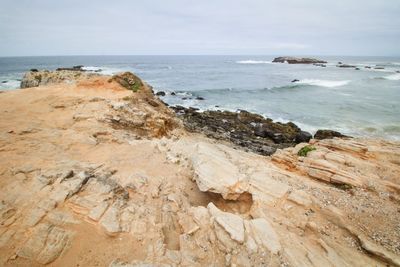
(0, 71, 399, 266)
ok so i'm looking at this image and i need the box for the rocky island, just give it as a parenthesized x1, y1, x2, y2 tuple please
(272, 57, 327, 64)
(0, 69, 399, 266)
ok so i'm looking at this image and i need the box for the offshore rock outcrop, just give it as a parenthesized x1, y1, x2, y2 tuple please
(0, 70, 399, 266)
(272, 56, 327, 64)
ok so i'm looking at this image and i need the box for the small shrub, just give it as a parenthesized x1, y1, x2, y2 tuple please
(297, 145, 316, 157)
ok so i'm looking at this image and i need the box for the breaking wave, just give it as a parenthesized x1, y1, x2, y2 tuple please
(236, 60, 272, 64)
(382, 73, 400, 81)
(294, 79, 350, 88)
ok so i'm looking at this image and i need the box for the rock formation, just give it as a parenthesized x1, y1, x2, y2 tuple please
(170, 107, 311, 156)
(272, 57, 327, 64)
(0, 70, 399, 266)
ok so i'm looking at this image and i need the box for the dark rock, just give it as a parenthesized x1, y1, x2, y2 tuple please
(56, 65, 84, 71)
(337, 64, 356, 68)
(182, 97, 192, 100)
(30, 69, 39, 72)
(365, 66, 372, 69)
(338, 62, 343, 65)
(171, 92, 176, 95)
(314, 129, 348, 140)
(1, 81, 7, 83)
(396, 70, 400, 73)
(272, 57, 327, 64)
(171, 107, 302, 156)
(195, 96, 205, 100)
(291, 79, 300, 83)
(355, 68, 360, 70)
(155, 91, 166, 96)
(295, 131, 312, 143)
(313, 63, 326, 67)
(374, 67, 385, 70)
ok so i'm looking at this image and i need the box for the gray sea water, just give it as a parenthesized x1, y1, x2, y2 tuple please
(0, 55, 399, 140)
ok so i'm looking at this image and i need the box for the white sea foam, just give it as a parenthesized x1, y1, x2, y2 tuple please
(82, 66, 126, 75)
(236, 60, 272, 64)
(295, 79, 350, 88)
(383, 73, 400, 81)
(0, 80, 21, 89)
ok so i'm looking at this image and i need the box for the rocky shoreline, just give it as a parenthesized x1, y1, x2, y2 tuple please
(0, 69, 399, 266)
(169, 106, 347, 156)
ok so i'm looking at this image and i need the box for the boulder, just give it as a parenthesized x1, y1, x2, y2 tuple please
(291, 79, 300, 83)
(272, 57, 327, 64)
(295, 131, 312, 143)
(155, 91, 166, 96)
(195, 96, 205, 100)
(314, 129, 347, 140)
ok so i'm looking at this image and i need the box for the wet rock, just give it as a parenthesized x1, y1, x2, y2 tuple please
(295, 131, 312, 143)
(272, 57, 327, 64)
(155, 91, 166, 96)
(291, 79, 300, 83)
(1, 80, 7, 83)
(195, 96, 205, 100)
(374, 67, 385, 70)
(313, 63, 326, 67)
(30, 69, 39, 72)
(355, 68, 360, 70)
(56, 65, 84, 71)
(337, 64, 356, 68)
(365, 66, 371, 69)
(171, 92, 176, 95)
(171, 107, 302, 156)
(314, 129, 348, 140)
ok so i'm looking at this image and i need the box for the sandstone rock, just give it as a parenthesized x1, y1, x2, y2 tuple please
(245, 218, 281, 254)
(208, 203, 244, 243)
(17, 223, 71, 264)
(192, 143, 247, 200)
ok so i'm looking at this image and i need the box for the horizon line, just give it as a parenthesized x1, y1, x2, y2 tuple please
(1, 54, 400, 58)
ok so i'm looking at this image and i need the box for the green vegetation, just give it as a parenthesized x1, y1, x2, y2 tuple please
(297, 145, 316, 157)
(130, 82, 141, 92)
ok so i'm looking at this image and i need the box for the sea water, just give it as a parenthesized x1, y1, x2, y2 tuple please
(0, 55, 399, 140)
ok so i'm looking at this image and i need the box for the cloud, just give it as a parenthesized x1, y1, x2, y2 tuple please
(0, 0, 399, 56)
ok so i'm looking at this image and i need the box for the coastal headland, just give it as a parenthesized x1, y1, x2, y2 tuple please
(0, 69, 399, 266)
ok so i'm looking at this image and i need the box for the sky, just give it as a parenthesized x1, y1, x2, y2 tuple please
(0, 0, 399, 56)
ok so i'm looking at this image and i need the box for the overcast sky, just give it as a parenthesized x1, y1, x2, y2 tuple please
(0, 0, 399, 56)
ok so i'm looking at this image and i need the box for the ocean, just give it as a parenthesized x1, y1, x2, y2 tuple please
(0, 55, 399, 140)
